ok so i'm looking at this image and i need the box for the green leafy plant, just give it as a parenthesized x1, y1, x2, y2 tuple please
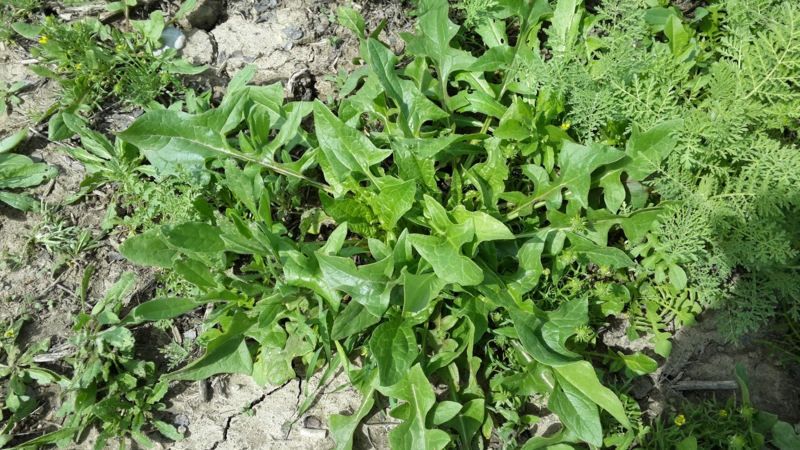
(0, 128, 57, 211)
(0, 316, 62, 447)
(0, 0, 39, 43)
(22, 202, 105, 274)
(12, 0, 205, 140)
(12, 266, 185, 450)
(103, 0, 687, 446)
(0, 81, 27, 116)
(30, 0, 797, 447)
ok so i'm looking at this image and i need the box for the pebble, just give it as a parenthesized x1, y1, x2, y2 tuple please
(183, 329, 197, 340)
(303, 416, 322, 429)
(283, 42, 293, 51)
(173, 414, 191, 427)
(282, 25, 303, 40)
(299, 428, 327, 439)
(153, 27, 187, 57)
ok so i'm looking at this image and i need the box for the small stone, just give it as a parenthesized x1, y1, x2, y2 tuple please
(173, 414, 191, 427)
(153, 27, 186, 56)
(106, 252, 125, 261)
(183, 329, 197, 340)
(282, 25, 303, 40)
(181, 29, 215, 66)
(283, 41, 293, 51)
(299, 428, 327, 439)
(303, 416, 322, 429)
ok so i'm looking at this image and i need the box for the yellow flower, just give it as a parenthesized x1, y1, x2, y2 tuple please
(75, 63, 82, 70)
(38, 35, 48, 44)
(720, 409, 728, 417)
(674, 414, 686, 426)
(116, 44, 123, 52)
(3, 329, 14, 338)
(561, 122, 571, 131)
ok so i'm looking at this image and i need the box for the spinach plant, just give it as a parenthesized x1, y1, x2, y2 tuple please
(104, 0, 684, 447)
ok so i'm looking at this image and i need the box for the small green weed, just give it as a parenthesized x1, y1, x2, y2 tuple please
(0, 316, 62, 447)
(641, 364, 800, 450)
(23, 203, 105, 273)
(12, 0, 205, 140)
(46, 266, 182, 449)
(0, 81, 27, 116)
(0, 0, 39, 43)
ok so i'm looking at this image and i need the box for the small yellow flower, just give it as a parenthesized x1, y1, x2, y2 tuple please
(75, 63, 82, 70)
(38, 35, 48, 44)
(561, 122, 571, 131)
(674, 414, 686, 426)
(3, 329, 14, 338)
(720, 409, 728, 417)
(116, 44, 123, 52)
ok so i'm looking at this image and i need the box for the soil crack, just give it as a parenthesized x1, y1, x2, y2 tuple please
(206, 380, 292, 450)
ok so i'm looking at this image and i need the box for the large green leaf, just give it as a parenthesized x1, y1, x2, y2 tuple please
(373, 364, 451, 450)
(316, 252, 395, 316)
(116, 108, 323, 188)
(511, 297, 587, 367)
(161, 222, 225, 253)
(549, 380, 602, 446)
(549, 0, 582, 55)
(443, 399, 484, 448)
(366, 39, 449, 135)
(121, 298, 202, 325)
(598, 120, 683, 211)
(0, 153, 57, 188)
(570, 240, 635, 269)
(0, 127, 28, 154)
(331, 301, 381, 341)
(330, 388, 375, 450)
(370, 317, 419, 387)
(512, 142, 625, 218)
(164, 310, 256, 380)
(403, 0, 476, 93)
(402, 271, 447, 314)
(371, 177, 416, 229)
(408, 234, 484, 286)
(313, 98, 391, 181)
(116, 109, 230, 173)
(119, 228, 178, 269)
(552, 360, 633, 429)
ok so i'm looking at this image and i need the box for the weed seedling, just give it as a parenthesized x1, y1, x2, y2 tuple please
(0, 316, 62, 445)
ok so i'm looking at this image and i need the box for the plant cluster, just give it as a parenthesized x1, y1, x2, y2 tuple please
(3, 0, 799, 448)
(0, 0, 39, 43)
(642, 364, 800, 450)
(0, 80, 27, 117)
(0, 316, 61, 448)
(11, 0, 204, 140)
(0, 266, 183, 449)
